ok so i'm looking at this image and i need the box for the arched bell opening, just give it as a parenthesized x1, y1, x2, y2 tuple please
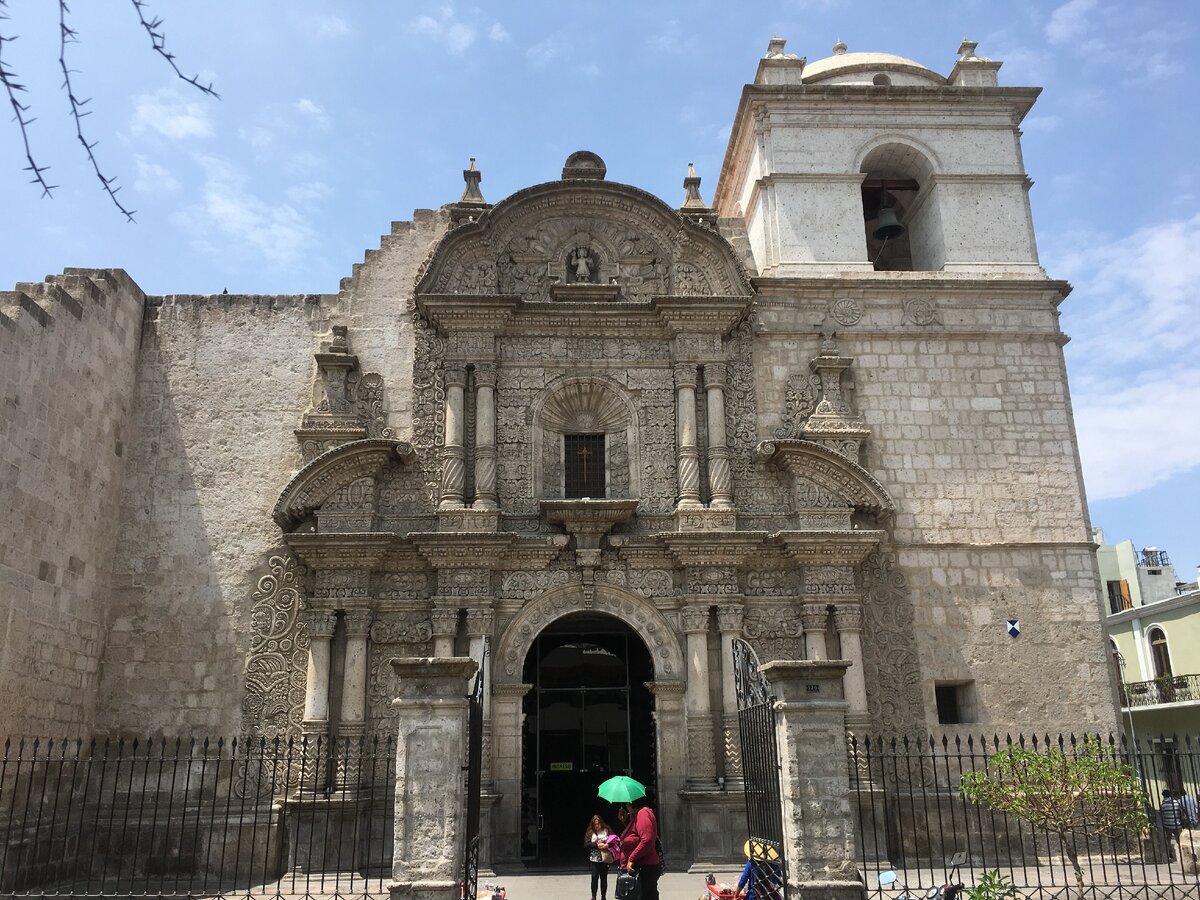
(519, 612, 656, 866)
(858, 140, 939, 272)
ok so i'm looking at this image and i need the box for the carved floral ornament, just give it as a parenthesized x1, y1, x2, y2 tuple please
(414, 179, 752, 302)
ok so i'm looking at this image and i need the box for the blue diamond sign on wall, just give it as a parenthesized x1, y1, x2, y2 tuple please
(1007, 620, 1021, 639)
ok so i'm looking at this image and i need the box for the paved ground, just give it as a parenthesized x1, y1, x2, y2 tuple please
(483, 871, 725, 900)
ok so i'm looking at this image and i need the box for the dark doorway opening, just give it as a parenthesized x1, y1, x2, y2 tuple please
(520, 613, 656, 867)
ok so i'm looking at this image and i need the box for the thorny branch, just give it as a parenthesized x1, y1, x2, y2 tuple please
(0, 1, 57, 198)
(59, 1, 135, 220)
(0, 0, 218, 217)
(129, 0, 219, 99)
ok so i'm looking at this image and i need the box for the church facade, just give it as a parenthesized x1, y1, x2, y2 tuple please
(0, 39, 1116, 868)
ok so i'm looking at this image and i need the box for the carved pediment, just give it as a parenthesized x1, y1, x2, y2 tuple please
(273, 439, 416, 530)
(415, 176, 752, 302)
(756, 439, 895, 520)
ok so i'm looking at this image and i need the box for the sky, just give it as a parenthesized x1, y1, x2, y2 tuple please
(1, 0, 1197, 577)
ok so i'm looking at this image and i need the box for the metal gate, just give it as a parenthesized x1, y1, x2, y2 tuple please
(732, 638, 787, 900)
(461, 646, 486, 900)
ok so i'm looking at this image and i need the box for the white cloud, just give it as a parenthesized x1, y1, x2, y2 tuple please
(526, 35, 562, 68)
(1053, 214, 1200, 500)
(131, 89, 213, 140)
(180, 156, 316, 269)
(239, 125, 274, 150)
(307, 14, 350, 38)
(1021, 114, 1061, 133)
(489, 23, 511, 43)
(647, 19, 700, 56)
(294, 98, 330, 129)
(1046, 0, 1098, 45)
(285, 181, 332, 206)
(411, 8, 477, 56)
(1073, 369, 1200, 501)
(132, 156, 179, 194)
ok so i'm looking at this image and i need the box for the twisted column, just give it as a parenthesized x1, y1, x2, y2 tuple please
(716, 603, 745, 785)
(704, 363, 734, 509)
(439, 365, 468, 508)
(800, 601, 830, 661)
(674, 363, 702, 509)
(473, 363, 498, 510)
(832, 602, 870, 727)
(681, 605, 716, 788)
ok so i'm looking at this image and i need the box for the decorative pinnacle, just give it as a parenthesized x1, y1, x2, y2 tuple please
(681, 162, 709, 210)
(832, 38, 848, 55)
(460, 157, 486, 205)
(957, 38, 978, 60)
(765, 35, 787, 58)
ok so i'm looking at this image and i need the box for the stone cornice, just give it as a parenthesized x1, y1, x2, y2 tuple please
(750, 275, 1070, 304)
(407, 532, 516, 569)
(284, 532, 397, 569)
(770, 530, 886, 566)
(660, 531, 769, 567)
(417, 293, 752, 337)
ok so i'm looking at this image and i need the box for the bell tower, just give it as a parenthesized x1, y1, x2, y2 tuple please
(714, 37, 1044, 276)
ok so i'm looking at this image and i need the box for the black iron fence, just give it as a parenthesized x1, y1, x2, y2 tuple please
(0, 735, 397, 897)
(852, 733, 1200, 900)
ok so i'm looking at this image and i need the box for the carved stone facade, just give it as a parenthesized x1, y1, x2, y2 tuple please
(2, 40, 1116, 875)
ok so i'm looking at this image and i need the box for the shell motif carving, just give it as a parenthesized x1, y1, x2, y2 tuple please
(539, 380, 633, 434)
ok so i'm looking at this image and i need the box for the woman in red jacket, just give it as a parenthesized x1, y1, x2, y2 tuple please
(619, 795, 661, 900)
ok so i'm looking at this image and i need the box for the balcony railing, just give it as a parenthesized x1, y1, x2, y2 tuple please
(1122, 672, 1200, 707)
(1139, 548, 1172, 568)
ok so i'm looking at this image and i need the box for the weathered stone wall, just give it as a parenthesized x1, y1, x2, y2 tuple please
(96, 211, 450, 734)
(0, 269, 144, 737)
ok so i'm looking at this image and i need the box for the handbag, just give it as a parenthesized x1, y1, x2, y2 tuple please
(600, 846, 615, 865)
(615, 871, 640, 900)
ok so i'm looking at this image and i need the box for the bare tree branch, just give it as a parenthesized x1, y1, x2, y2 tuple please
(59, 1, 135, 221)
(0, 1, 57, 198)
(129, 0, 220, 99)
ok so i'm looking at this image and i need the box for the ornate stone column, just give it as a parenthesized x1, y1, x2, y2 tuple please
(673, 362, 702, 510)
(681, 605, 716, 789)
(338, 607, 373, 788)
(490, 682, 532, 866)
(439, 365, 468, 508)
(716, 602, 745, 785)
(832, 603, 870, 729)
(473, 363, 498, 510)
(389, 657, 478, 900)
(647, 681, 688, 864)
(703, 363, 734, 509)
(430, 606, 459, 657)
(800, 601, 830, 661)
(302, 608, 337, 787)
(760, 660, 860, 900)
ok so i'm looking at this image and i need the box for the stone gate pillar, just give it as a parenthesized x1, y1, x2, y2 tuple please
(759, 659, 862, 900)
(389, 657, 478, 900)
(647, 680, 688, 864)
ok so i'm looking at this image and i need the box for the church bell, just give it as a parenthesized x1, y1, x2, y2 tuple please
(872, 206, 905, 241)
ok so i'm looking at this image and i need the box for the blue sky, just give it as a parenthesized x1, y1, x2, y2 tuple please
(1, 0, 1197, 577)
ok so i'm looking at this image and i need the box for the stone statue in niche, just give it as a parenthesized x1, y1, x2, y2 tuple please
(567, 246, 600, 284)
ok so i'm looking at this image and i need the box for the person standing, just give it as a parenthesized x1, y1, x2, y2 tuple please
(1162, 789, 1184, 861)
(584, 814, 614, 900)
(620, 796, 661, 900)
(1180, 790, 1198, 829)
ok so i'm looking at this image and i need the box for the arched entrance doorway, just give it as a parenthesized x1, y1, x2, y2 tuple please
(520, 612, 656, 865)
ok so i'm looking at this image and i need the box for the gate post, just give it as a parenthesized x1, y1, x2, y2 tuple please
(759, 660, 863, 900)
(389, 657, 479, 900)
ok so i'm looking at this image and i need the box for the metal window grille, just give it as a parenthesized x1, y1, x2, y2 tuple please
(564, 434, 605, 498)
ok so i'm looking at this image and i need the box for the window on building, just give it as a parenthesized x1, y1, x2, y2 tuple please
(564, 434, 606, 499)
(1149, 627, 1173, 678)
(935, 682, 977, 725)
(1107, 579, 1132, 614)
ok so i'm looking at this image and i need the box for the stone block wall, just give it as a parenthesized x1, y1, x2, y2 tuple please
(0, 269, 145, 737)
(95, 210, 449, 734)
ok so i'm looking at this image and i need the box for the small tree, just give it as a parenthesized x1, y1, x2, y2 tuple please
(960, 737, 1149, 900)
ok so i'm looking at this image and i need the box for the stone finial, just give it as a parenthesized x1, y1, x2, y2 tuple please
(958, 38, 979, 60)
(460, 157, 486, 204)
(681, 162, 710, 210)
(832, 38, 848, 55)
(765, 35, 788, 58)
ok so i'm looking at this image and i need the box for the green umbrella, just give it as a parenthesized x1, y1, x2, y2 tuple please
(597, 775, 646, 803)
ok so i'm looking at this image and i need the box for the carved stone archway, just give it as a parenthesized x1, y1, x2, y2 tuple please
(493, 582, 684, 684)
(489, 583, 687, 866)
